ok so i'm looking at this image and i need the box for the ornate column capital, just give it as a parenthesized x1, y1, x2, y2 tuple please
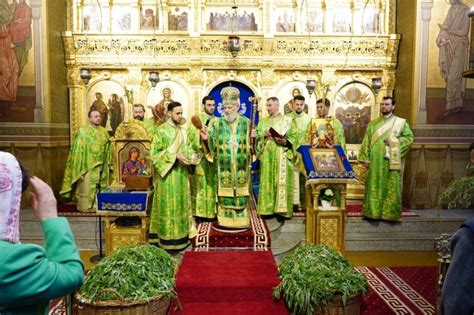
(420, 0, 434, 23)
(29, 0, 41, 20)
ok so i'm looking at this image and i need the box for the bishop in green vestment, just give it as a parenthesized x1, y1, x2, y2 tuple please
(60, 110, 110, 212)
(257, 97, 296, 218)
(201, 87, 253, 229)
(359, 96, 414, 221)
(286, 95, 311, 211)
(188, 96, 217, 219)
(149, 102, 197, 250)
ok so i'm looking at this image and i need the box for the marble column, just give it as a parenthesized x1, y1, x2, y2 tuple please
(415, 0, 433, 124)
(30, 0, 44, 122)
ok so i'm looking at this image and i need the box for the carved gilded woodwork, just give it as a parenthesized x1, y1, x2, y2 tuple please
(305, 181, 350, 254)
(105, 217, 149, 256)
(64, 35, 399, 62)
(64, 0, 398, 156)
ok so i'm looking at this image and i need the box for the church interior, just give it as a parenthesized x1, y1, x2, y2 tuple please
(1, 0, 473, 314)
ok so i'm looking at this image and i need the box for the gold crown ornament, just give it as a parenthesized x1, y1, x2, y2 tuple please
(220, 86, 240, 106)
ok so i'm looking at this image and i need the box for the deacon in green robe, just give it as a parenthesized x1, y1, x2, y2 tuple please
(358, 96, 414, 221)
(149, 102, 197, 250)
(143, 118, 157, 135)
(60, 110, 110, 212)
(257, 97, 296, 218)
(286, 95, 311, 211)
(188, 96, 218, 219)
(201, 87, 253, 229)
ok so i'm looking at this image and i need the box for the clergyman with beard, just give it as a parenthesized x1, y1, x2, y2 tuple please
(200, 87, 255, 229)
(358, 96, 414, 221)
(149, 102, 197, 250)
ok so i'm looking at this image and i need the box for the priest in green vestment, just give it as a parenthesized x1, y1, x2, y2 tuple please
(286, 95, 311, 211)
(358, 96, 414, 221)
(257, 97, 296, 218)
(200, 87, 253, 229)
(188, 96, 217, 220)
(60, 110, 111, 212)
(149, 102, 197, 250)
(132, 103, 155, 138)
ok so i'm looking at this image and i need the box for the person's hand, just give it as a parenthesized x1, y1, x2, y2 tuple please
(383, 138, 390, 145)
(275, 137, 287, 146)
(200, 131, 208, 141)
(177, 153, 190, 165)
(263, 130, 270, 138)
(29, 176, 58, 222)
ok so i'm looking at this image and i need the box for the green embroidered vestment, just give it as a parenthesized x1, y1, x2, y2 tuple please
(359, 115, 414, 220)
(60, 124, 110, 212)
(187, 113, 217, 219)
(208, 114, 251, 228)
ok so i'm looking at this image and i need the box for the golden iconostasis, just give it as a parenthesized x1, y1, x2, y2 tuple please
(64, 0, 398, 153)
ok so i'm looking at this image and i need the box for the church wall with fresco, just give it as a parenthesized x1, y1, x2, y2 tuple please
(403, 0, 474, 209)
(425, 0, 474, 125)
(0, 1, 71, 202)
(0, 0, 36, 122)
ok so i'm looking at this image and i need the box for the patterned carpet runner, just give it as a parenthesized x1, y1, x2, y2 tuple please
(192, 195, 271, 250)
(168, 250, 287, 315)
(49, 266, 437, 314)
(357, 266, 437, 315)
(57, 203, 98, 217)
(346, 205, 419, 217)
(49, 297, 66, 315)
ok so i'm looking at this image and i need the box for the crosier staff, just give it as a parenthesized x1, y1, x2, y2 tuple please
(248, 95, 259, 156)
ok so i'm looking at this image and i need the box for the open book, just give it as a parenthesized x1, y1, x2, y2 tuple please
(269, 127, 286, 140)
(269, 116, 292, 140)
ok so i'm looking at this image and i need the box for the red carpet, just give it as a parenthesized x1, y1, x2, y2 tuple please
(57, 203, 99, 217)
(357, 266, 437, 315)
(49, 297, 66, 315)
(192, 196, 271, 250)
(293, 205, 419, 218)
(169, 251, 287, 315)
(347, 204, 419, 218)
(49, 265, 436, 315)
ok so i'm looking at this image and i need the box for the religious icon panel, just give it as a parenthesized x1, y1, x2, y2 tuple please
(119, 143, 151, 184)
(334, 82, 375, 145)
(310, 149, 344, 173)
(168, 7, 188, 31)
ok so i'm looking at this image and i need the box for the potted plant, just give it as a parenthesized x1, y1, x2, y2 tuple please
(319, 187, 336, 210)
(76, 244, 177, 314)
(273, 245, 368, 315)
(438, 176, 474, 209)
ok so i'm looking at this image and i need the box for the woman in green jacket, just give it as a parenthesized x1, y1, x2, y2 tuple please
(0, 152, 84, 314)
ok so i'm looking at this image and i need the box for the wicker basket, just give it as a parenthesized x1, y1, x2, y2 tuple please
(314, 294, 361, 315)
(75, 289, 170, 315)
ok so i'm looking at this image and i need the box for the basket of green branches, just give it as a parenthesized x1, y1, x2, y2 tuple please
(75, 244, 177, 315)
(273, 244, 368, 315)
